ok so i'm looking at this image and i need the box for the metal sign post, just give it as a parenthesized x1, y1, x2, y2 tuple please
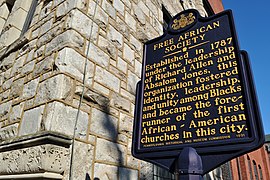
(176, 147, 203, 180)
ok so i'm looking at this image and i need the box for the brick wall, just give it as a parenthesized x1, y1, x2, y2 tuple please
(230, 145, 270, 180)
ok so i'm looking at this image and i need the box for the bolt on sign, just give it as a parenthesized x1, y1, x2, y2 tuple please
(132, 9, 264, 174)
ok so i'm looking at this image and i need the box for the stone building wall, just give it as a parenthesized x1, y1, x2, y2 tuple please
(0, 0, 210, 179)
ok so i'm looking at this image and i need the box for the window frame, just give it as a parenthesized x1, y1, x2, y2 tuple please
(20, 0, 38, 36)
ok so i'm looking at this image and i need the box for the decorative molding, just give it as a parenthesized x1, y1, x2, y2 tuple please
(0, 144, 69, 175)
(0, 132, 71, 152)
(0, 132, 71, 175)
(0, 172, 63, 179)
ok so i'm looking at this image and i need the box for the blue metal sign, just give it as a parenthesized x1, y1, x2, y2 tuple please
(132, 9, 264, 174)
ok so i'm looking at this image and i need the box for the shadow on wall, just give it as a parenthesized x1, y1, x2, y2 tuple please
(88, 97, 132, 179)
(85, 173, 100, 180)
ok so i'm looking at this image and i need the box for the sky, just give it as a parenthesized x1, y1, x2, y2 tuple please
(222, 1, 270, 135)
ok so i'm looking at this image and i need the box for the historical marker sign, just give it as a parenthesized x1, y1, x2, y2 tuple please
(132, 9, 264, 173)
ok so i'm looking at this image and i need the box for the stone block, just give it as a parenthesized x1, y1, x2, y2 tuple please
(134, 59, 142, 77)
(56, 0, 87, 18)
(162, 2, 183, 17)
(138, 1, 150, 17)
(2, 77, 13, 91)
(127, 155, 139, 169)
(0, 51, 17, 71)
(36, 23, 62, 48)
(1, 89, 10, 101)
(39, 18, 53, 36)
(136, 23, 159, 43)
(125, 11, 136, 31)
(25, 49, 35, 64)
(94, 163, 118, 180)
(130, 35, 142, 52)
(113, 0, 124, 16)
(5, 8, 28, 30)
(127, 70, 140, 95)
(94, 66, 120, 92)
(146, 1, 158, 17)
(22, 78, 39, 99)
(87, 0, 96, 18)
(93, 82, 110, 96)
(55, 47, 94, 86)
(0, 18, 5, 33)
(12, 0, 32, 11)
(18, 105, 45, 136)
(34, 74, 72, 104)
(117, 57, 127, 73)
(116, 16, 130, 39)
(33, 55, 54, 77)
(9, 103, 24, 123)
(39, 1, 53, 20)
(95, 138, 126, 164)
(66, 10, 92, 38)
(119, 112, 133, 136)
(108, 25, 123, 48)
(122, 0, 131, 9)
(10, 78, 24, 98)
(127, 138, 132, 154)
(0, 123, 18, 141)
(0, 4, 9, 19)
(93, 5, 108, 30)
(119, 167, 138, 180)
(110, 92, 130, 112)
(140, 161, 153, 180)
(67, 141, 94, 179)
(45, 30, 84, 56)
(120, 88, 135, 102)
(90, 108, 118, 140)
(102, 0, 116, 19)
(43, 101, 88, 139)
(153, 17, 163, 35)
(0, 27, 21, 50)
(134, 4, 146, 25)
(87, 43, 110, 68)
(123, 44, 135, 64)
(98, 35, 117, 59)
(0, 72, 3, 87)
(0, 100, 11, 119)
(21, 60, 35, 75)
(75, 85, 109, 107)
(10, 54, 26, 77)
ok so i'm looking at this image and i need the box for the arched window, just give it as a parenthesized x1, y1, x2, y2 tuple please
(253, 160, 259, 180)
(258, 165, 263, 180)
(247, 155, 253, 180)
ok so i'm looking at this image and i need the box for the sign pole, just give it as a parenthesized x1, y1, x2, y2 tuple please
(176, 147, 203, 180)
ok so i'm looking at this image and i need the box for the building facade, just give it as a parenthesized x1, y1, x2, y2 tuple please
(230, 141, 270, 180)
(0, 0, 227, 179)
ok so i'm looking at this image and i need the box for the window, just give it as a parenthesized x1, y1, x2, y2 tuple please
(153, 165, 175, 180)
(162, 5, 172, 32)
(6, 0, 15, 12)
(258, 165, 263, 180)
(253, 160, 259, 180)
(0, 0, 38, 50)
(21, 0, 38, 36)
(247, 156, 253, 180)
